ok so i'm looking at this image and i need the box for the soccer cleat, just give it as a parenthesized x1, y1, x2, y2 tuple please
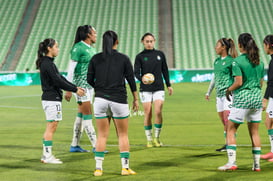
(92, 148, 109, 154)
(70, 146, 89, 152)
(94, 169, 103, 176)
(153, 138, 163, 147)
(121, 168, 137, 175)
(260, 152, 273, 159)
(216, 145, 227, 152)
(146, 141, 154, 148)
(41, 155, 63, 164)
(218, 163, 238, 171)
(252, 167, 261, 171)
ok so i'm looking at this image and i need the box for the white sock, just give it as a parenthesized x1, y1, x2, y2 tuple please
(71, 116, 82, 147)
(227, 145, 236, 165)
(121, 157, 129, 169)
(95, 157, 104, 170)
(43, 145, 52, 158)
(154, 128, 161, 138)
(252, 147, 261, 169)
(145, 129, 153, 141)
(82, 115, 97, 147)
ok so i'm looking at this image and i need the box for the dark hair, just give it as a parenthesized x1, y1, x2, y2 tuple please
(74, 25, 93, 44)
(141, 32, 155, 41)
(264, 35, 273, 50)
(102, 30, 118, 58)
(36, 38, 56, 69)
(238, 33, 260, 65)
(219, 38, 238, 58)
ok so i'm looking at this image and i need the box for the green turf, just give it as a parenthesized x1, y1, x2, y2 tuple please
(0, 83, 272, 181)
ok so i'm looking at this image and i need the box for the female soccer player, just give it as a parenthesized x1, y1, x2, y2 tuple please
(134, 32, 173, 148)
(87, 30, 139, 176)
(65, 25, 100, 153)
(260, 35, 273, 161)
(37, 38, 85, 164)
(218, 33, 264, 171)
(205, 38, 238, 152)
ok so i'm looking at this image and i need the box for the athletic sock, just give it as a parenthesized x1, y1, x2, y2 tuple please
(120, 152, 130, 169)
(268, 129, 273, 153)
(43, 140, 53, 158)
(95, 152, 105, 170)
(144, 125, 153, 141)
(226, 145, 236, 165)
(82, 114, 97, 148)
(252, 147, 261, 169)
(71, 113, 82, 147)
(154, 124, 162, 138)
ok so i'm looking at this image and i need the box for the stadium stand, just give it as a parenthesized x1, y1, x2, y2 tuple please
(15, 0, 158, 72)
(172, 0, 272, 69)
(0, 0, 28, 69)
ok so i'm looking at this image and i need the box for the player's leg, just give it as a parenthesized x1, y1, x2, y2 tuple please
(215, 97, 227, 151)
(41, 101, 62, 164)
(93, 98, 110, 176)
(140, 92, 153, 147)
(70, 107, 84, 152)
(111, 102, 136, 176)
(261, 97, 273, 160)
(248, 122, 261, 171)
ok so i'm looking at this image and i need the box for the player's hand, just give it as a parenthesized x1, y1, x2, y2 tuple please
(65, 91, 72, 102)
(142, 77, 149, 85)
(205, 94, 210, 101)
(225, 89, 232, 102)
(168, 87, 173, 96)
(262, 98, 268, 111)
(76, 87, 85, 97)
(132, 99, 139, 112)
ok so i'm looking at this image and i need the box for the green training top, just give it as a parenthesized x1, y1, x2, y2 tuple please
(231, 54, 264, 109)
(213, 55, 233, 98)
(70, 41, 97, 88)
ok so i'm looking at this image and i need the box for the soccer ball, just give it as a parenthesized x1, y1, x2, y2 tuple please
(142, 73, 155, 84)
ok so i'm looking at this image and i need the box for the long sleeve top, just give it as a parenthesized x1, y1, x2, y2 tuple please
(87, 50, 136, 104)
(39, 56, 77, 101)
(134, 49, 171, 92)
(264, 54, 273, 99)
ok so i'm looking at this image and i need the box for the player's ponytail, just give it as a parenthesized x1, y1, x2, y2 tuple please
(36, 38, 56, 69)
(238, 33, 260, 65)
(263, 35, 273, 50)
(74, 25, 93, 45)
(102, 30, 118, 58)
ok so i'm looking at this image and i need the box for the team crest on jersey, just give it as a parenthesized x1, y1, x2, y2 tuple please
(222, 62, 226, 65)
(144, 57, 148, 61)
(157, 55, 161, 60)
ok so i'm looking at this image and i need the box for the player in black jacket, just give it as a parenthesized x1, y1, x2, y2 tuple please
(261, 35, 273, 161)
(87, 31, 138, 176)
(36, 38, 84, 164)
(134, 33, 173, 148)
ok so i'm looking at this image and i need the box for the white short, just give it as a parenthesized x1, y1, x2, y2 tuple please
(216, 96, 232, 112)
(139, 91, 165, 103)
(228, 107, 262, 124)
(42, 101, 62, 121)
(74, 88, 94, 103)
(93, 97, 129, 119)
(266, 97, 273, 118)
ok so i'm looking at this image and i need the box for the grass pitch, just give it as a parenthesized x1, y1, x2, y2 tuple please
(0, 83, 272, 181)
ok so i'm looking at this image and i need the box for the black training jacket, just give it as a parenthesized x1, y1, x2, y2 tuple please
(39, 56, 77, 101)
(134, 49, 171, 92)
(87, 50, 136, 104)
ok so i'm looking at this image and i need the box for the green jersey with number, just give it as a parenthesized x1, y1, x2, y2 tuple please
(213, 55, 233, 97)
(231, 54, 264, 109)
(70, 41, 96, 88)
